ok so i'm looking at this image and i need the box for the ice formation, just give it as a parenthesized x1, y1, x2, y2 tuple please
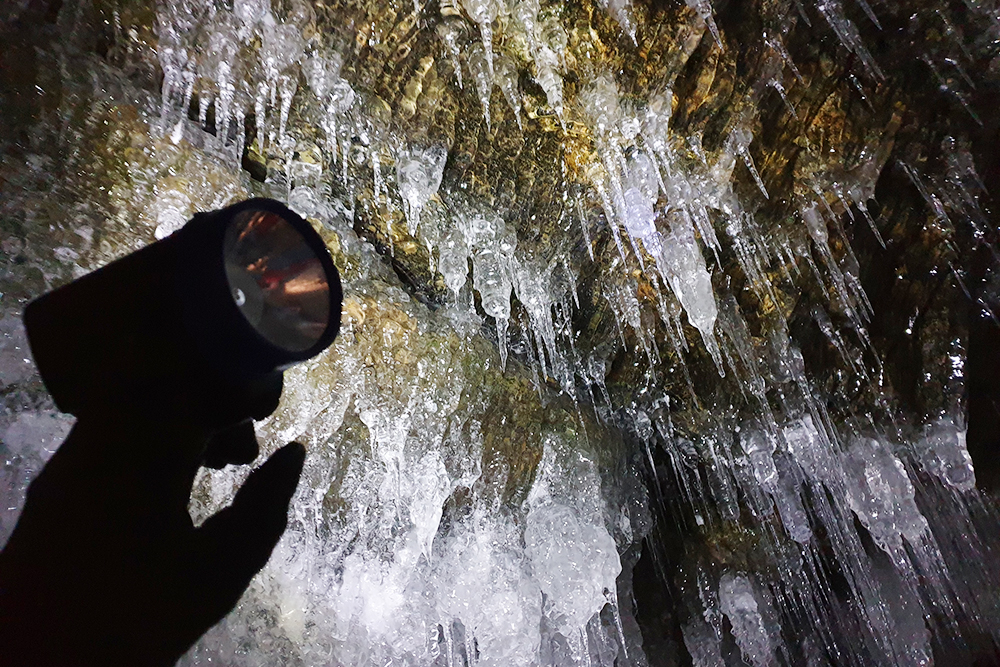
(3, 0, 1000, 665)
(396, 144, 448, 234)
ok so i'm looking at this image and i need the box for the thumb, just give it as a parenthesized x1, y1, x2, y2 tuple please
(191, 443, 306, 616)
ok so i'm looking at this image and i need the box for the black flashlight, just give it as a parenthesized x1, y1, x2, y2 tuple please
(23, 198, 342, 425)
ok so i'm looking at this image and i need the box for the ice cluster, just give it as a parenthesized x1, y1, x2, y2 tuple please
(3, 0, 1000, 665)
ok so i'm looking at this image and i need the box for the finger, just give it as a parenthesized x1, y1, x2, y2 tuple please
(203, 420, 260, 469)
(191, 443, 305, 615)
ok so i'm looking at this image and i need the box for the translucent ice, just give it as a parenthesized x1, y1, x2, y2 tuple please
(467, 41, 494, 129)
(659, 210, 723, 371)
(844, 436, 929, 552)
(719, 573, 775, 667)
(525, 502, 621, 631)
(461, 0, 498, 77)
(493, 53, 522, 128)
(396, 144, 448, 233)
(916, 417, 976, 492)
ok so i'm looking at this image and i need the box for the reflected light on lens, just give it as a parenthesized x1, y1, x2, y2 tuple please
(224, 209, 331, 352)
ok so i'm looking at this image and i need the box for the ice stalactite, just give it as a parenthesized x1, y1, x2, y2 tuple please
(202, 11, 238, 142)
(727, 127, 769, 200)
(816, 0, 883, 80)
(595, 0, 638, 43)
(460, 0, 497, 78)
(917, 417, 977, 492)
(467, 218, 514, 368)
(718, 573, 776, 667)
(436, 232, 469, 302)
(844, 437, 932, 554)
(436, 16, 468, 89)
(493, 53, 522, 129)
(467, 41, 494, 130)
(526, 435, 624, 644)
(801, 202, 870, 332)
(658, 208, 722, 367)
(396, 144, 448, 234)
(512, 0, 565, 122)
(257, 21, 305, 150)
(305, 53, 357, 165)
(685, 0, 722, 47)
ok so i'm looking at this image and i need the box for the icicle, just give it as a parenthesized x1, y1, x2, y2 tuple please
(660, 210, 724, 376)
(493, 53, 522, 129)
(341, 129, 349, 183)
(464, 627, 477, 666)
(513, 0, 541, 53)
(234, 108, 246, 161)
(444, 622, 455, 667)
(685, 0, 722, 48)
(198, 92, 211, 129)
(854, 0, 882, 30)
(534, 51, 565, 125)
(739, 144, 769, 199)
(255, 80, 269, 154)
(439, 229, 470, 298)
(719, 573, 776, 667)
(217, 60, 235, 142)
(597, 0, 637, 44)
(576, 193, 595, 261)
(765, 32, 803, 82)
(801, 203, 864, 329)
(769, 79, 798, 119)
(436, 17, 467, 89)
(496, 316, 509, 370)
(563, 256, 580, 309)
(607, 588, 629, 660)
(461, 0, 497, 77)
(592, 176, 628, 265)
(539, 16, 569, 70)
(467, 42, 493, 130)
(728, 127, 768, 199)
(397, 144, 448, 235)
(816, 0, 883, 80)
(278, 72, 297, 146)
(372, 151, 385, 201)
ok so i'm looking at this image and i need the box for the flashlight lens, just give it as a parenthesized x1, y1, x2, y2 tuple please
(224, 209, 331, 352)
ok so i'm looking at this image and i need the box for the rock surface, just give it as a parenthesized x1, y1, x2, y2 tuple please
(2, 0, 1000, 664)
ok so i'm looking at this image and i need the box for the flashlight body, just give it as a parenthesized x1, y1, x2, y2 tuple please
(24, 231, 196, 418)
(23, 199, 341, 423)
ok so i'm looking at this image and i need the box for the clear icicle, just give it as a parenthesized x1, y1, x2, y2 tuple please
(496, 316, 509, 370)
(493, 53, 522, 129)
(436, 17, 467, 89)
(467, 42, 494, 130)
(686, 0, 722, 47)
(816, 0, 884, 80)
(659, 210, 724, 375)
(397, 144, 448, 235)
(461, 0, 497, 77)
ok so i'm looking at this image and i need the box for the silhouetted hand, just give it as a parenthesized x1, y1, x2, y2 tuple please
(0, 380, 305, 666)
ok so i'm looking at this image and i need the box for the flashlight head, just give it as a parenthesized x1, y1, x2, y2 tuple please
(209, 199, 342, 367)
(23, 198, 342, 423)
(224, 209, 332, 353)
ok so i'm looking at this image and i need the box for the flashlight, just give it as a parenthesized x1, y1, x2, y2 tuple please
(23, 198, 342, 424)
